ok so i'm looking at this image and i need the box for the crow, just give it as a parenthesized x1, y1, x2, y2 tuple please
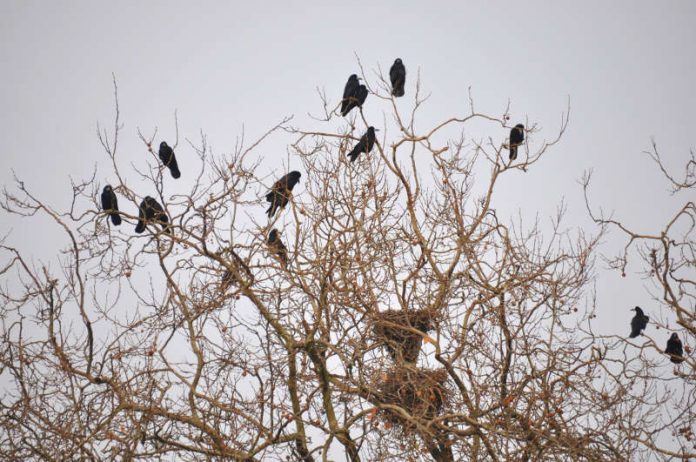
(390, 58, 406, 97)
(665, 333, 684, 364)
(267, 229, 288, 266)
(347, 126, 376, 162)
(100, 185, 121, 226)
(629, 306, 649, 338)
(220, 251, 254, 291)
(343, 84, 368, 117)
(266, 171, 302, 218)
(341, 74, 361, 116)
(135, 196, 171, 235)
(509, 124, 525, 161)
(159, 142, 181, 179)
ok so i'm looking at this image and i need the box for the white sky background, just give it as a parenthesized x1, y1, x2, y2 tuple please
(1, 0, 695, 455)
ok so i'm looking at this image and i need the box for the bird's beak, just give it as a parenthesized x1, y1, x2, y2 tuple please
(357, 77, 363, 81)
(374, 128, 381, 132)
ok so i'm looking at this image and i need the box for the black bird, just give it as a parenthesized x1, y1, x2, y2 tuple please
(343, 84, 368, 117)
(220, 251, 254, 290)
(341, 74, 361, 116)
(266, 171, 302, 218)
(135, 196, 171, 235)
(629, 306, 649, 338)
(347, 126, 376, 163)
(509, 124, 525, 161)
(158, 142, 181, 179)
(267, 229, 288, 266)
(665, 333, 684, 364)
(100, 185, 121, 226)
(390, 58, 406, 97)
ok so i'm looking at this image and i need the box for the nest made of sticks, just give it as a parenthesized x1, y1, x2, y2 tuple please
(371, 308, 439, 363)
(373, 366, 450, 431)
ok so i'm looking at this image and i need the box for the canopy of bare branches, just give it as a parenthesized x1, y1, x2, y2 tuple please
(0, 63, 693, 462)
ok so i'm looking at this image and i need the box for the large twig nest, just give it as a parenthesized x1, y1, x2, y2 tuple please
(371, 308, 439, 363)
(372, 366, 449, 431)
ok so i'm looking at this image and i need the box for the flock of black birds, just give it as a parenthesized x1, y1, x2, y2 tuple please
(98, 58, 686, 365)
(629, 306, 684, 364)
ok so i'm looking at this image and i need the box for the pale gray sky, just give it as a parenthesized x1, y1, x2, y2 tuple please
(2, 0, 694, 329)
(1, 0, 695, 450)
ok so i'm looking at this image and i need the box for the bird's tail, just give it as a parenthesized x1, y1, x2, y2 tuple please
(110, 213, 122, 226)
(348, 150, 359, 162)
(170, 164, 181, 179)
(509, 146, 518, 161)
(135, 221, 145, 233)
(392, 87, 404, 97)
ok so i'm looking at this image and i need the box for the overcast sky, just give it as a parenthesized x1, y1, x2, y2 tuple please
(1, 0, 694, 399)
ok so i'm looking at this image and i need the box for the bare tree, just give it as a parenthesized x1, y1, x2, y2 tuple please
(0, 64, 687, 461)
(583, 142, 696, 460)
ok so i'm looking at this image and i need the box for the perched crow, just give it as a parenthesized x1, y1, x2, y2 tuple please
(348, 126, 376, 163)
(629, 306, 649, 338)
(343, 84, 368, 117)
(390, 58, 406, 97)
(159, 142, 181, 179)
(266, 171, 302, 218)
(220, 251, 254, 290)
(509, 124, 525, 161)
(665, 333, 684, 364)
(100, 185, 121, 226)
(267, 229, 288, 266)
(341, 74, 361, 116)
(135, 196, 171, 235)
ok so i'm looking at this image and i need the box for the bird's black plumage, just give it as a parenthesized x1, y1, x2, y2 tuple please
(135, 196, 171, 235)
(267, 229, 288, 266)
(509, 124, 525, 161)
(390, 58, 406, 97)
(265, 171, 302, 218)
(159, 142, 181, 179)
(341, 74, 361, 116)
(665, 333, 684, 364)
(342, 84, 368, 117)
(348, 126, 376, 163)
(100, 185, 121, 226)
(629, 306, 649, 338)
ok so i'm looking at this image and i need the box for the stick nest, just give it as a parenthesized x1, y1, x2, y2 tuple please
(371, 308, 439, 363)
(373, 366, 449, 431)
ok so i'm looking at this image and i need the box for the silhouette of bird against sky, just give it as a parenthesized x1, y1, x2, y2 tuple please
(267, 228, 288, 266)
(629, 306, 649, 338)
(159, 141, 181, 179)
(266, 171, 302, 218)
(665, 333, 684, 364)
(348, 126, 376, 162)
(509, 124, 524, 161)
(135, 196, 171, 235)
(342, 84, 368, 116)
(100, 185, 121, 226)
(341, 74, 360, 116)
(390, 58, 406, 97)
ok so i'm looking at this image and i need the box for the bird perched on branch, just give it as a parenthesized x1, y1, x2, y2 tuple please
(509, 124, 525, 161)
(158, 141, 181, 179)
(342, 83, 368, 116)
(665, 333, 684, 364)
(267, 229, 288, 266)
(390, 58, 406, 97)
(266, 171, 302, 218)
(629, 306, 649, 338)
(100, 185, 121, 226)
(341, 74, 360, 116)
(348, 126, 376, 162)
(135, 196, 171, 235)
